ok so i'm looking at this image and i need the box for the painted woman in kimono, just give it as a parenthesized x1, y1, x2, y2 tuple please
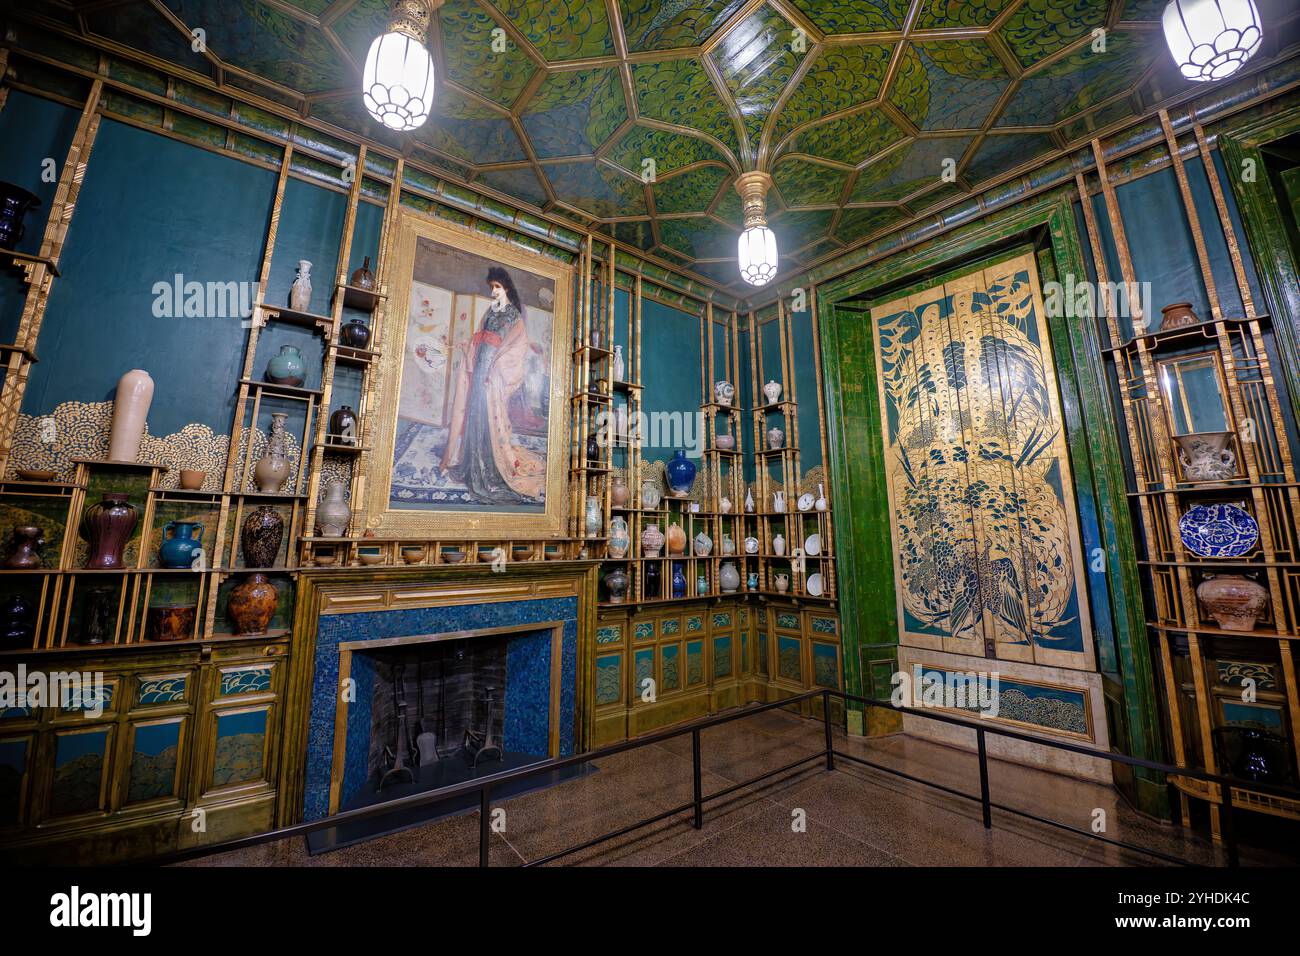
(440, 267, 546, 503)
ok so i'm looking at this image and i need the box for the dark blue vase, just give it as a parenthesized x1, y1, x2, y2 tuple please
(671, 562, 686, 598)
(665, 450, 696, 496)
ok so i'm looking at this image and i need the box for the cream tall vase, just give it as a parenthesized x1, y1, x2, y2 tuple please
(108, 369, 154, 462)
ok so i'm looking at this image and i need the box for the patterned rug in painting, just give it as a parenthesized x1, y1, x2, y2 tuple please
(870, 251, 1093, 670)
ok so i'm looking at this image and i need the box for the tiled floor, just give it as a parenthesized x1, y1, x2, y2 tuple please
(182, 708, 1290, 867)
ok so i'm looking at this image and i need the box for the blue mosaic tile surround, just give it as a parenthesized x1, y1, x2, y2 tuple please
(304, 596, 578, 820)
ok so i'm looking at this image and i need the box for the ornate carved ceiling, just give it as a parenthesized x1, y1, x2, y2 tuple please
(18, 0, 1300, 294)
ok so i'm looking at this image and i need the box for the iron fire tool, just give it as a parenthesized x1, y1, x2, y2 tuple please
(460, 686, 503, 769)
(413, 658, 440, 769)
(379, 663, 415, 789)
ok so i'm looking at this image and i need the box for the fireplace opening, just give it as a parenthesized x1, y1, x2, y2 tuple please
(367, 638, 508, 788)
(307, 628, 594, 855)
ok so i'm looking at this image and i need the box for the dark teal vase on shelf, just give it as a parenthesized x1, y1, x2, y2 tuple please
(265, 344, 306, 387)
(665, 449, 695, 496)
(158, 521, 203, 569)
(671, 562, 686, 598)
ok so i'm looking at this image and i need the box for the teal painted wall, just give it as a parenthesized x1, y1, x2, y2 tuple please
(640, 297, 702, 463)
(0, 91, 80, 343)
(17, 119, 277, 436)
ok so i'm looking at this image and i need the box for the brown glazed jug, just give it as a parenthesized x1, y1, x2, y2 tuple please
(4, 525, 45, 569)
(229, 572, 278, 635)
(81, 493, 137, 569)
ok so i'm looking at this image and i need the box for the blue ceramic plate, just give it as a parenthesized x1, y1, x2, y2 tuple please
(1178, 503, 1259, 558)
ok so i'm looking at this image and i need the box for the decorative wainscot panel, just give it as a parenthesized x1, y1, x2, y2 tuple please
(869, 251, 1108, 771)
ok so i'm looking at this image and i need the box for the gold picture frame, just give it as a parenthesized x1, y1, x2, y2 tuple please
(367, 212, 573, 538)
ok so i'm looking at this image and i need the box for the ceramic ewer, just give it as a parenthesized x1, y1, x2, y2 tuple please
(158, 521, 203, 569)
(1177, 503, 1259, 558)
(1174, 431, 1237, 482)
(584, 495, 602, 536)
(607, 516, 630, 559)
(774, 572, 790, 593)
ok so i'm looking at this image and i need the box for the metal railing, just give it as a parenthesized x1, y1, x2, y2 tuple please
(154, 688, 1300, 868)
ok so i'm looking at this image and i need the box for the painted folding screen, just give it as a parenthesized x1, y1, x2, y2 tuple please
(869, 251, 1094, 672)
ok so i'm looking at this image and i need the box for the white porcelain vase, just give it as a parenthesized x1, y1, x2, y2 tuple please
(763, 380, 782, 404)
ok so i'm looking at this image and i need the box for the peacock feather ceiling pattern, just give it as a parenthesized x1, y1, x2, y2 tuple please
(16, 0, 1300, 294)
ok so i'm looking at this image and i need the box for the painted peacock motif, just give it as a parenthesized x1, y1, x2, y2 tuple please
(873, 261, 1085, 659)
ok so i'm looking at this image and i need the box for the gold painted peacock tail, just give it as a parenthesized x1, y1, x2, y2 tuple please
(874, 261, 1084, 658)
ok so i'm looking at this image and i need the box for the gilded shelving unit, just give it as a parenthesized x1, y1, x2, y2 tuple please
(1088, 122, 1300, 835)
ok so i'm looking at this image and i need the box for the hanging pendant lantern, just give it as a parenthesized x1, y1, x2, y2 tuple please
(363, 0, 441, 131)
(1161, 0, 1262, 82)
(735, 171, 778, 287)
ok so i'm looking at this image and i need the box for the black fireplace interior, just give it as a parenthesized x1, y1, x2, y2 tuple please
(366, 636, 508, 787)
(306, 633, 594, 855)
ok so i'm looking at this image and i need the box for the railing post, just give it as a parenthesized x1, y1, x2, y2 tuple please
(822, 689, 835, 771)
(691, 727, 703, 830)
(1220, 782, 1239, 868)
(479, 784, 492, 867)
(976, 728, 992, 830)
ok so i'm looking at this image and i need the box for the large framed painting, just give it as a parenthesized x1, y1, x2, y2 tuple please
(868, 250, 1094, 672)
(368, 214, 572, 538)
